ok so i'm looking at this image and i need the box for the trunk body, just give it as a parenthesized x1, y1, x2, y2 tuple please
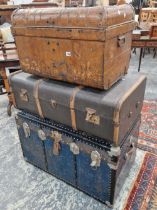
(10, 71, 146, 146)
(16, 111, 140, 206)
(11, 5, 135, 89)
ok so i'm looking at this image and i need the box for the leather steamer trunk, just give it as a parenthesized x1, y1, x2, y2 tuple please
(15, 111, 140, 206)
(9, 71, 146, 146)
(11, 5, 135, 89)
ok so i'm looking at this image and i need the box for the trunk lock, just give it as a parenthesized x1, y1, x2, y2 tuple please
(51, 131, 62, 155)
(50, 100, 57, 109)
(90, 151, 101, 167)
(23, 122, 30, 138)
(85, 108, 100, 125)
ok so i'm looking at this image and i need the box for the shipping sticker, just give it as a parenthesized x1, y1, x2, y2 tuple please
(66, 51, 72, 56)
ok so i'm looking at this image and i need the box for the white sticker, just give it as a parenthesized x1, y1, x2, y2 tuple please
(66, 51, 71, 56)
(118, 10, 121, 15)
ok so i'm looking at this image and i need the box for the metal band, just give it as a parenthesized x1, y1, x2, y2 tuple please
(70, 86, 83, 130)
(33, 79, 44, 118)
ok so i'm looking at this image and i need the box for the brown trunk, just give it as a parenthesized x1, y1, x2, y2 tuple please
(11, 5, 135, 89)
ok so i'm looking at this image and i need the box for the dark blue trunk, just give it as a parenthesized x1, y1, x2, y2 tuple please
(16, 111, 140, 206)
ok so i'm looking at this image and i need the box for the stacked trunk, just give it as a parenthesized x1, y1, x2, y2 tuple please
(10, 5, 146, 207)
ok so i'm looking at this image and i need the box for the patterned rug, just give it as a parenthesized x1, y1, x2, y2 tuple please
(138, 101, 157, 154)
(121, 101, 157, 210)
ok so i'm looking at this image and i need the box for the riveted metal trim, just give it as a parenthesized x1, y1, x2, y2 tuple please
(108, 146, 121, 157)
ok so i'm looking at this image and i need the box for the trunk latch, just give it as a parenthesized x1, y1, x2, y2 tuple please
(90, 151, 101, 168)
(70, 142, 79, 155)
(38, 130, 46, 141)
(51, 131, 62, 155)
(20, 89, 28, 102)
(85, 108, 100, 125)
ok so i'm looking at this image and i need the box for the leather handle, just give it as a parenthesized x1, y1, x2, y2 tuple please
(117, 35, 125, 47)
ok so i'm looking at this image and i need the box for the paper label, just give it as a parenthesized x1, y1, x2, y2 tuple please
(66, 51, 71, 56)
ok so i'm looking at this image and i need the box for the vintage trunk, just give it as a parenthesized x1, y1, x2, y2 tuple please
(10, 71, 146, 146)
(11, 5, 135, 89)
(15, 111, 140, 206)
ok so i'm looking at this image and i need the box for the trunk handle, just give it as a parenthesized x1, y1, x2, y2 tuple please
(117, 35, 125, 47)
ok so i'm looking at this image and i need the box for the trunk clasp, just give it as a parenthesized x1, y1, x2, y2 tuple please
(20, 89, 28, 102)
(38, 130, 46, 141)
(85, 108, 100, 125)
(51, 131, 62, 155)
(90, 151, 101, 168)
(70, 143, 79, 155)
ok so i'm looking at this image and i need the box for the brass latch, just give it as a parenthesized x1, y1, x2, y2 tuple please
(20, 89, 28, 102)
(51, 131, 62, 155)
(85, 108, 100, 125)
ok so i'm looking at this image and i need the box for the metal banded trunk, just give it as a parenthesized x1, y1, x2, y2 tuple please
(11, 5, 135, 89)
(16, 111, 140, 206)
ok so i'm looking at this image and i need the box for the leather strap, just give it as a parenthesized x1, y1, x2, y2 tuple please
(70, 86, 83, 130)
(33, 79, 44, 118)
